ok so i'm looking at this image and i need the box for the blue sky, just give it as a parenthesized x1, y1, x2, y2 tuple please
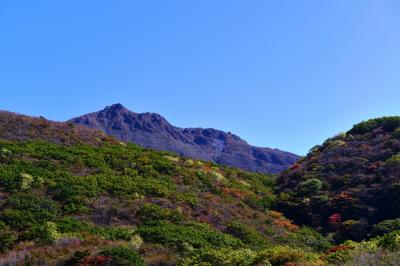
(1, 0, 400, 155)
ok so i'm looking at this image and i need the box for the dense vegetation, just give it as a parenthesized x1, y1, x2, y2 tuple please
(0, 139, 333, 265)
(277, 117, 400, 242)
(2, 112, 400, 265)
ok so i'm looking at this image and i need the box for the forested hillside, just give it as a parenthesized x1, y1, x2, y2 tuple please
(277, 117, 400, 242)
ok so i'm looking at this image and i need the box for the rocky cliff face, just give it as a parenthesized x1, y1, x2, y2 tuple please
(69, 104, 299, 173)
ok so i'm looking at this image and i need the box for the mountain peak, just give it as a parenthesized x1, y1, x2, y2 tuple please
(105, 103, 129, 112)
(69, 105, 299, 173)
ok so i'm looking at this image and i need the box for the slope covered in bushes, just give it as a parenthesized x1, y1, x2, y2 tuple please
(0, 112, 327, 265)
(277, 117, 400, 242)
(0, 111, 117, 146)
(0, 139, 334, 265)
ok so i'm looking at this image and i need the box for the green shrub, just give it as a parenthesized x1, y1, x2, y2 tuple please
(226, 220, 268, 248)
(136, 203, 183, 223)
(297, 178, 322, 196)
(244, 193, 275, 210)
(349, 117, 400, 135)
(259, 245, 303, 265)
(0, 221, 17, 251)
(138, 221, 243, 250)
(173, 192, 199, 206)
(179, 248, 268, 266)
(378, 231, 400, 251)
(104, 175, 175, 198)
(386, 154, 400, 168)
(62, 202, 91, 214)
(99, 246, 145, 266)
(196, 170, 215, 192)
(259, 245, 320, 266)
(325, 247, 353, 264)
(372, 219, 400, 237)
(0, 147, 12, 161)
(283, 227, 331, 252)
(1, 193, 59, 230)
(19, 173, 34, 190)
(57, 217, 135, 240)
(27, 221, 60, 245)
(50, 174, 101, 205)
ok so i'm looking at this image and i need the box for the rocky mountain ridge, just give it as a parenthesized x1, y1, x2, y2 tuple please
(69, 104, 299, 173)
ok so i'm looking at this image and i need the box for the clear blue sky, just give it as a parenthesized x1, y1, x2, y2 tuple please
(1, 0, 400, 155)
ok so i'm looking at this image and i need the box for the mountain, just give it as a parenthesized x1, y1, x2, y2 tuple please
(68, 104, 299, 173)
(0, 110, 330, 265)
(276, 117, 400, 241)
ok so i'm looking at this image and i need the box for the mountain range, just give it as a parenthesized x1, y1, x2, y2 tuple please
(69, 104, 299, 173)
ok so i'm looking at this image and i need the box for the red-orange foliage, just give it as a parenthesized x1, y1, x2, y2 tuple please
(222, 187, 248, 200)
(273, 219, 299, 231)
(290, 163, 301, 170)
(368, 162, 380, 172)
(333, 192, 353, 203)
(328, 213, 341, 224)
(326, 244, 352, 255)
(222, 187, 247, 200)
(268, 211, 299, 231)
(268, 210, 285, 220)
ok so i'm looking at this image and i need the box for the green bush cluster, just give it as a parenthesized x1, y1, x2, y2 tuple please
(57, 217, 135, 240)
(262, 245, 320, 266)
(136, 203, 183, 223)
(1, 193, 59, 230)
(27, 221, 60, 245)
(349, 117, 400, 135)
(282, 227, 332, 252)
(0, 222, 17, 251)
(386, 154, 400, 168)
(99, 246, 145, 266)
(377, 230, 400, 251)
(138, 221, 243, 250)
(372, 218, 400, 237)
(296, 178, 322, 196)
(226, 220, 269, 248)
(179, 248, 268, 266)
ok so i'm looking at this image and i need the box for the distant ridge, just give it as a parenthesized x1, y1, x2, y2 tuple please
(0, 110, 117, 146)
(69, 104, 299, 173)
